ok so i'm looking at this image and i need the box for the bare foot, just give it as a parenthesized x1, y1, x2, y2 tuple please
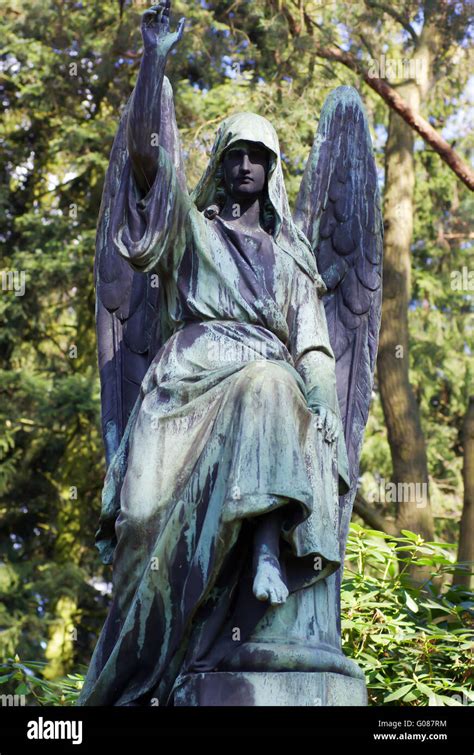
(252, 551, 289, 605)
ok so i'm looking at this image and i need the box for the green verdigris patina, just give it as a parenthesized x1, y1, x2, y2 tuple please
(78, 1, 382, 707)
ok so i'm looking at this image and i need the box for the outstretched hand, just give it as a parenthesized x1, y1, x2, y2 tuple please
(141, 1, 185, 55)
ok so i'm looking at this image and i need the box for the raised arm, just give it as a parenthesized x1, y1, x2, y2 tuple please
(108, 2, 191, 276)
(127, 1, 185, 196)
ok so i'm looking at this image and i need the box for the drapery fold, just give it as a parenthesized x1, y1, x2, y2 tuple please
(78, 111, 350, 707)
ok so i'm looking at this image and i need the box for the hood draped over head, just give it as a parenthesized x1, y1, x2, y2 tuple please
(190, 112, 324, 288)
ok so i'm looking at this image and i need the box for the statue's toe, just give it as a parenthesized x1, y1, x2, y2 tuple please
(268, 578, 289, 605)
(252, 574, 270, 602)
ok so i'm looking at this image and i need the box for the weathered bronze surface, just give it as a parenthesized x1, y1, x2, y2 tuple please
(77, 1, 383, 707)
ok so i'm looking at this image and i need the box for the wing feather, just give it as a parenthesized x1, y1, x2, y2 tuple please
(294, 86, 383, 556)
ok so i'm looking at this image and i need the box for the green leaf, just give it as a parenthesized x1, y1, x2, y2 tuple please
(405, 592, 419, 613)
(415, 681, 434, 697)
(384, 683, 416, 702)
(400, 530, 422, 542)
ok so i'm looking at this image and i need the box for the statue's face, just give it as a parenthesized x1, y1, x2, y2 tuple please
(222, 140, 269, 200)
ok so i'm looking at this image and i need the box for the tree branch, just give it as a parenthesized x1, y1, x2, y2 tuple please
(365, 0, 418, 44)
(353, 492, 398, 535)
(358, 32, 376, 61)
(442, 232, 474, 240)
(314, 45, 474, 191)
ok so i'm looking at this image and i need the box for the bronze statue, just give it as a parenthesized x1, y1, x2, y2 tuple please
(77, 1, 383, 707)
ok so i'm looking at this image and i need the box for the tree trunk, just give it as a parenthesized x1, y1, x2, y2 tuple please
(378, 98, 435, 554)
(377, 9, 444, 580)
(454, 397, 474, 589)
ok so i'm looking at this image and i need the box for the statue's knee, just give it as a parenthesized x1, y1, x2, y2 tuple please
(237, 361, 297, 411)
(242, 359, 291, 384)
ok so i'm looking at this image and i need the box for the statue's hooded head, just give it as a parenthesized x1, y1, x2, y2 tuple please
(191, 112, 323, 286)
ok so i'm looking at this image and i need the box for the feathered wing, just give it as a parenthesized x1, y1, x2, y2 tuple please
(95, 77, 187, 467)
(293, 86, 383, 557)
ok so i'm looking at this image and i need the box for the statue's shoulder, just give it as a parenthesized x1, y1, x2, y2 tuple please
(201, 204, 220, 220)
(187, 203, 222, 245)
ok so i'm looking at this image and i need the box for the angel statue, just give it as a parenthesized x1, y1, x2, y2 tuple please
(77, 1, 382, 707)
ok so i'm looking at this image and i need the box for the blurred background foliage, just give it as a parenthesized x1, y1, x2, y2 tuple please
(0, 0, 472, 704)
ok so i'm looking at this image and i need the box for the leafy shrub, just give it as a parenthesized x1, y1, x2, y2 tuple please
(343, 524, 473, 706)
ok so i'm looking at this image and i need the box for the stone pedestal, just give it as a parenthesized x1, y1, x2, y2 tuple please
(173, 671, 367, 706)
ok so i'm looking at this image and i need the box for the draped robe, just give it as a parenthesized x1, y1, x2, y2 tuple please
(77, 113, 350, 706)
